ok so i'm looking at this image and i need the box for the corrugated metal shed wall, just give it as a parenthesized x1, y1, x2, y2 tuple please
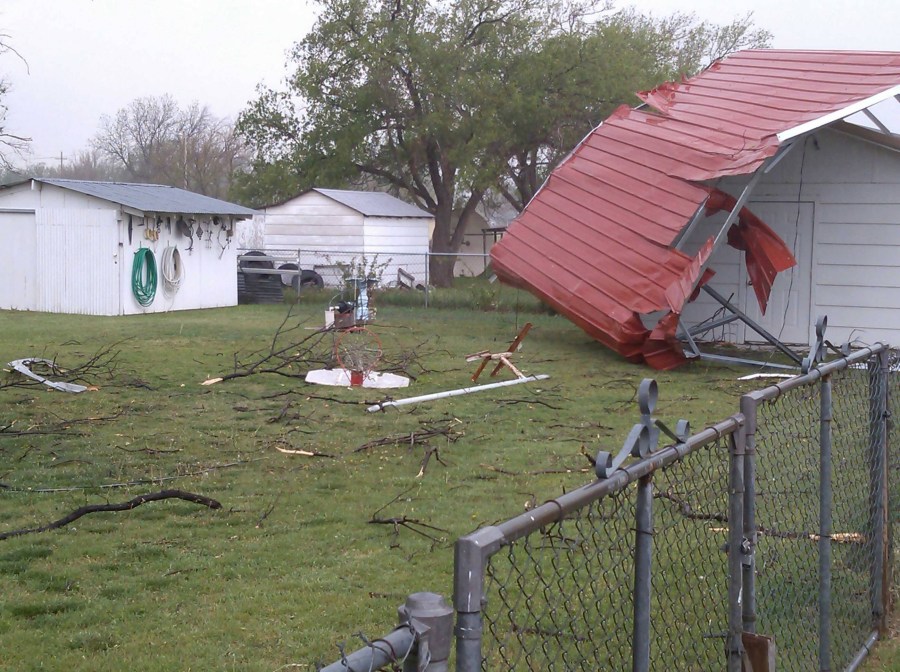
(0, 211, 37, 310)
(35, 209, 120, 315)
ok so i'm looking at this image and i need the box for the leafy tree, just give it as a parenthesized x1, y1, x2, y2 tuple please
(237, 0, 770, 286)
(92, 95, 248, 198)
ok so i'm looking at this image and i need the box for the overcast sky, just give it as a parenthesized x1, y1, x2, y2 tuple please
(2, 0, 898, 167)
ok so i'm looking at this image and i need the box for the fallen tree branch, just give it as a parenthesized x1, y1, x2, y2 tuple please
(275, 445, 335, 458)
(2, 458, 266, 493)
(368, 488, 448, 548)
(0, 489, 221, 540)
(354, 421, 463, 454)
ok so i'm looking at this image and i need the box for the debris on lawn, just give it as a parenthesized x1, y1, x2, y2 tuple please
(0, 489, 221, 541)
(466, 322, 532, 382)
(304, 367, 410, 388)
(367, 374, 550, 412)
(368, 488, 449, 549)
(7, 358, 90, 392)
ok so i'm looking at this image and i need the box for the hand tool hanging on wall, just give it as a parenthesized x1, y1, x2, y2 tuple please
(128, 214, 133, 245)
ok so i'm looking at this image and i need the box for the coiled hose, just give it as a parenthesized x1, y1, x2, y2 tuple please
(160, 245, 184, 295)
(132, 247, 157, 306)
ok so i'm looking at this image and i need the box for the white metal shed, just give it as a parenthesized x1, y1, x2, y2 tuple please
(680, 125, 900, 349)
(0, 178, 256, 316)
(255, 188, 434, 287)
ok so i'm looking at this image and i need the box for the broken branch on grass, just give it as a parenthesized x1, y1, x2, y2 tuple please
(274, 445, 335, 458)
(655, 489, 728, 524)
(498, 398, 564, 410)
(354, 421, 464, 454)
(0, 489, 222, 541)
(480, 463, 591, 476)
(369, 488, 448, 548)
(2, 457, 267, 493)
(211, 307, 333, 384)
(1, 341, 129, 391)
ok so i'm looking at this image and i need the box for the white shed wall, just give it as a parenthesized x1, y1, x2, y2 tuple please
(682, 128, 900, 348)
(263, 192, 365, 249)
(36, 209, 120, 315)
(118, 214, 239, 316)
(258, 192, 432, 288)
(0, 211, 37, 310)
(0, 181, 239, 315)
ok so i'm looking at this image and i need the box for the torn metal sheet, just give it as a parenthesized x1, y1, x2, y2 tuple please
(492, 50, 900, 369)
(7, 358, 88, 393)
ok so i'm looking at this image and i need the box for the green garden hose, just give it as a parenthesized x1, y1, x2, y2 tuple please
(132, 247, 158, 306)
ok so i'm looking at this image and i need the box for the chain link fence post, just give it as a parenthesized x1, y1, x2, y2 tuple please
(819, 372, 834, 671)
(869, 350, 890, 634)
(424, 252, 430, 309)
(728, 427, 747, 672)
(740, 393, 759, 636)
(632, 474, 653, 672)
(454, 526, 504, 672)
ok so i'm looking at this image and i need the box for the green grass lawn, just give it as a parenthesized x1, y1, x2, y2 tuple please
(0, 300, 893, 670)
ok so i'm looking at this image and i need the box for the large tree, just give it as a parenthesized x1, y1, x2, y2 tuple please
(92, 95, 247, 198)
(237, 0, 769, 285)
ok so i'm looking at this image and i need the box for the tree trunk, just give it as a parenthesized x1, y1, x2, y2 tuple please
(429, 201, 457, 288)
(428, 253, 456, 288)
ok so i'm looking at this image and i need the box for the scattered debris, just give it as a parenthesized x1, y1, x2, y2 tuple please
(368, 488, 448, 549)
(0, 489, 221, 541)
(7, 358, 89, 392)
(467, 322, 532, 382)
(737, 372, 795, 381)
(305, 368, 410, 388)
(367, 375, 550, 412)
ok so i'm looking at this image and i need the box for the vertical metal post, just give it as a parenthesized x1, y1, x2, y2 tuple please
(400, 593, 455, 672)
(868, 349, 890, 633)
(728, 429, 747, 672)
(424, 252, 430, 309)
(632, 474, 653, 672)
(740, 395, 758, 635)
(454, 527, 503, 672)
(819, 374, 833, 671)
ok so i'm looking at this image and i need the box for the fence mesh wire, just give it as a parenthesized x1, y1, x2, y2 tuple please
(750, 354, 892, 671)
(480, 435, 732, 671)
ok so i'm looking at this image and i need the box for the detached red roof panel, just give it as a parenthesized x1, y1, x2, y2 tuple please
(491, 50, 900, 368)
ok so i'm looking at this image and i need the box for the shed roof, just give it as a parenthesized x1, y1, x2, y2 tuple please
(27, 178, 257, 217)
(312, 188, 432, 218)
(491, 49, 900, 369)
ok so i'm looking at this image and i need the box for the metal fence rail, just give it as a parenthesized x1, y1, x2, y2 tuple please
(454, 412, 745, 671)
(316, 343, 896, 671)
(452, 343, 894, 671)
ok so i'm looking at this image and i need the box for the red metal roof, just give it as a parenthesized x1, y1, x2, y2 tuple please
(491, 50, 900, 369)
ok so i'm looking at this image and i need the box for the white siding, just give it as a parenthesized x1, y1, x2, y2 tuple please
(258, 191, 433, 288)
(262, 192, 365, 250)
(119, 214, 239, 315)
(0, 211, 37, 310)
(699, 128, 900, 347)
(35, 209, 120, 315)
(0, 181, 240, 315)
(363, 216, 431, 286)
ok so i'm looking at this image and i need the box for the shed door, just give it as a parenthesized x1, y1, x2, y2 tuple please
(740, 202, 814, 346)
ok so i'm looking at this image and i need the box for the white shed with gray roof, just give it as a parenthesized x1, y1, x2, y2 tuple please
(0, 178, 256, 315)
(255, 188, 434, 287)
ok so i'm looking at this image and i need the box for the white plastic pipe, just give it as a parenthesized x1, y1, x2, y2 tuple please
(366, 374, 550, 412)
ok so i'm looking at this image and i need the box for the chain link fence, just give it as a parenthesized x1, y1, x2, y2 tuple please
(316, 344, 896, 671)
(236, 248, 493, 306)
(452, 344, 895, 672)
